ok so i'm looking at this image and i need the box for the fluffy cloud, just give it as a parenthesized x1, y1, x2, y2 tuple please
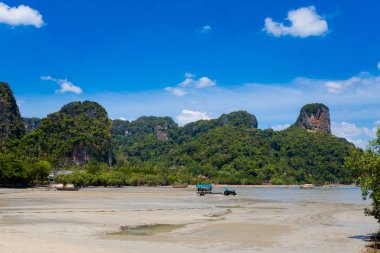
(271, 124, 291, 131)
(0, 2, 44, 28)
(176, 109, 210, 126)
(324, 77, 361, 94)
(264, 6, 328, 38)
(196, 77, 216, 88)
(331, 122, 376, 139)
(41, 76, 83, 94)
(201, 25, 212, 33)
(322, 74, 380, 97)
(178, 77, 194, 88)
(165, 73, 216, 96)
(178, 74, 216, 88)
(331, 121, 377, 149)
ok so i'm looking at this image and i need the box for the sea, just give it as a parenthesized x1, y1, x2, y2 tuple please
(235, 186, 370, 205)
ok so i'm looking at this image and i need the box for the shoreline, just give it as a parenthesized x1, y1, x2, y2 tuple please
(0, 182, 357, 190)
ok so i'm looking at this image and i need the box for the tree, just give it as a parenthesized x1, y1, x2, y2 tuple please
(28, 161, 52, 184)
(346, 126, 380, 222)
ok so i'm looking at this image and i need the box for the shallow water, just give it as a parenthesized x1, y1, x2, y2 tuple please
(108, 224, 185, 236)
(235, 186, 369, 205)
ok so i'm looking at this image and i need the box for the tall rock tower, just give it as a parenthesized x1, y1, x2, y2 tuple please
(0, 82, 25, 144)
(294, 103, 331, 134)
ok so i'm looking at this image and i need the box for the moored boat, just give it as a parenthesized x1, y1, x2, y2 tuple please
(55, 184, 80, 191)
(172, 183, 188, 188)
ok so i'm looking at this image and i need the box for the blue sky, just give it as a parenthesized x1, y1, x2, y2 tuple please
(1, 0, 380, 148)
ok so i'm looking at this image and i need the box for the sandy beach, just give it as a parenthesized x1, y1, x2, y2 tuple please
(0, 186, 377, 253)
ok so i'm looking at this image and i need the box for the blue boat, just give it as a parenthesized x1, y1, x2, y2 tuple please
(196, 184, 213, 195)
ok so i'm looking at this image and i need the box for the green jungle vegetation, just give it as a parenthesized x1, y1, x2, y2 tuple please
(345, 126, 380, 223)
(111, 120, 354, 186)
(15, 101, 112, 166)
(300, 103, 327, 117)
(0, 152, 51, 186)
(0, 82, 358, 187)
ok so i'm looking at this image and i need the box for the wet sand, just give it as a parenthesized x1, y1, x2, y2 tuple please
(0, 187, 377, 253)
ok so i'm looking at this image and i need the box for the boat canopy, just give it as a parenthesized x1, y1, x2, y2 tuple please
(196, 184, 213, 190)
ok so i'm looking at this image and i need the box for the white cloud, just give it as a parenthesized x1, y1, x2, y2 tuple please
(176, 109, 210, 126)
(331, 121, 377, 149)
(201, 25, 212, 33)
(41, 76, 83, 94)
(178, 77, 194, 88)
(166, 73, 217, 96)
(264, 6, 328, 38)
(271, 124, 291, 131)
(178, 75, 216, 88)
(164, 87, 186, 96)
(0, 2, 44, 28)
(331, 122, 375, 138)
(196, 77, 216, 88)
(324, 77, 361, 94)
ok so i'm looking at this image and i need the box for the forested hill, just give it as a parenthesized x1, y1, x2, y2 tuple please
(0, 82, 356, 186)
(18, 101, 113, 166)
(111, 104, 355, 184)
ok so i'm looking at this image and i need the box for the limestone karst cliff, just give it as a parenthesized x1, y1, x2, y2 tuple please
(22, 117, 41, 132)
(294, 103, 331, 134)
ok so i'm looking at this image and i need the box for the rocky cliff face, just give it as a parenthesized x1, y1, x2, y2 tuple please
(294, 103, 331, 134)
(154, 125, 169, 141)
(22, 117, 41, 132)
(0, 82, 25, 143)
